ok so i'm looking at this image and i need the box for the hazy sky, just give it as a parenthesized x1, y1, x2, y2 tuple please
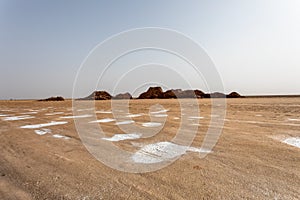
(1, 0, 300, 99)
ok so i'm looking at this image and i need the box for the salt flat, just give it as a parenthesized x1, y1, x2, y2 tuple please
(0, 98, 300, 199)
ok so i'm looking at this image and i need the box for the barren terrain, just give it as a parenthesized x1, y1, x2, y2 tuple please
(0, 98, 300, 199)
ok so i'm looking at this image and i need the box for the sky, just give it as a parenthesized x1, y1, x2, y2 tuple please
(0, 0, 300, 99)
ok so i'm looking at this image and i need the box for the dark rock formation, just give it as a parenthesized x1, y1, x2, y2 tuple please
(138, 87, 164, 99)
(226, 92, 243, 98)
(78, 88, 243, 100)
(194, 90, 205, 98)
(113, 92, 132, 99)
(204, 92, 226, 98)
(211, 92, 226, 98)
(163, 89, 205, 98)
(138, 87, 206, 99)
(38, 96, 64, 101)
(93, 91, 112, 100)
(82, 91, 112, 100)
(163, 89, 179, 98)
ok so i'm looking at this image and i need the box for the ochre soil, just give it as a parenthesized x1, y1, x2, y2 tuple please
(0, 98, 299, 199)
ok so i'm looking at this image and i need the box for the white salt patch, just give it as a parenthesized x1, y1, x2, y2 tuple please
(96, 110, 112, 114)
(60, 114, 92, 119)
(189, 116, 204, 120)
(132, 142, 211, 164)
(255, 114, 263, 117)
(173, 117, 180, 120)
(52, 134, 70, 140)
(20, 121, 68, 129)
(113, 109, 125, 113)
(282, 137, 300, 149)
(45, 112, 64, 116)
(187, 146, 211, 153)
(132, 142, 184, 164)
(21, 111, 38, 114)
(131, 142, 144, 148)
(191, 123, 200, 126)
(153, 114, 168, 118)
(64, 113, 73, 115)
(142, 122, 162, 127)
(34, 129, 51, 135)
(227, 119, 300, 127)
(150, 109, 169, 114)
(0, 114, 8, 117)
(77, 108, 94, 111)
(126, 114, 143, 118)
(89, 118, 116, 123)
(102, 133, 141, 141)
(24, 109, 39, 112)
(3, 115, 35, 121)
(288, 118, 300, 122)
(115, 120, 135, 125)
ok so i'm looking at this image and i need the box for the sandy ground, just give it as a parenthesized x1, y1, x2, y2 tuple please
(0, 98, 300, 199)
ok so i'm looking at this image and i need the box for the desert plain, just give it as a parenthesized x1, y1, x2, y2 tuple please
(0, 98, 300, 199)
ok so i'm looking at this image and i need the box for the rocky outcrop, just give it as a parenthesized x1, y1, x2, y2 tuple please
(138, 87, 164, 99)
(79, 88, 243, 100)
(93, 91, 112, 100)
(81, 91, 112, 100)
(163, 89, 179, 98)
(38, 96, 64, 101)
(113, 92, 132, 99)
(163, 89, 205, 99)
(194, 90, 205, 97)
(204, 92, 226, 98)
(137, 87, 205, 99)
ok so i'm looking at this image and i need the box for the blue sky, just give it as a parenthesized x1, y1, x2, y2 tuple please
(0, 0, 300, 99)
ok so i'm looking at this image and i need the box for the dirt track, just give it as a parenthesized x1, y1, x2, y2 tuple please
(0, 98, 300, 199)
